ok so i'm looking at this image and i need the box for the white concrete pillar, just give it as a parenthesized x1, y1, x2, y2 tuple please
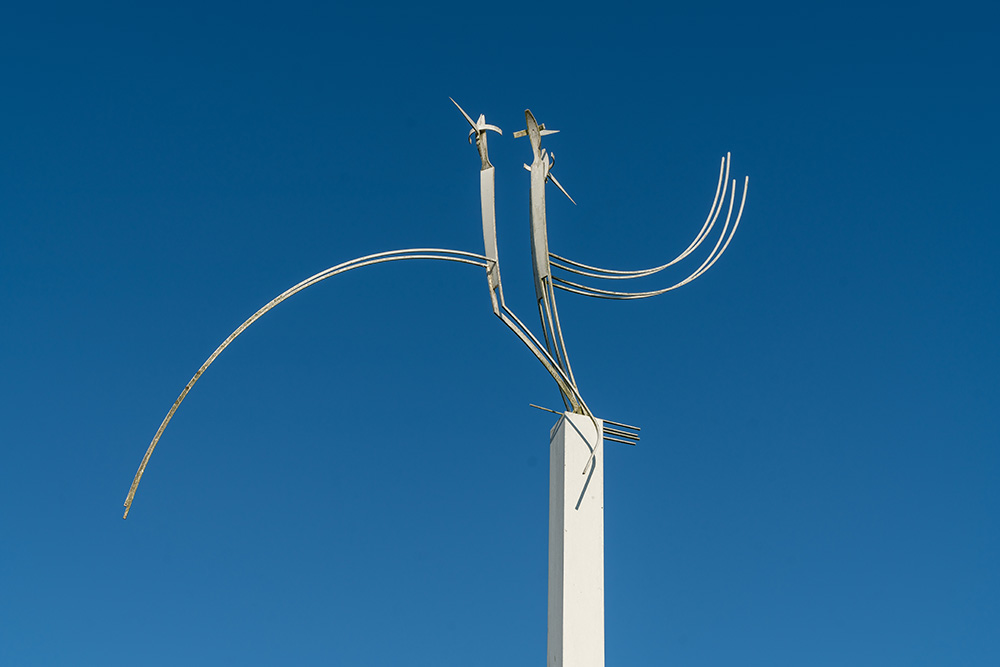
(548, 412, 604, 667)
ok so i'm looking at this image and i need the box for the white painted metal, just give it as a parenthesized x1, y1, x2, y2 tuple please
(548, 412, 605, 667)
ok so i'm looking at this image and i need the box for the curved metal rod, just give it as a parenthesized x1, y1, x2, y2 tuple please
(553, 177, 748, 300)
(540, 282, 567, 378)
(548, 155, 731, 279)
(123, 248, 489, 519)
(550, 155, 728, 278)
(498, 303, 586, 416)
(546, 277, 578, 390)
(536, 299, 571, 412)
(555, 177, 743, 299)
(498, 300, 599, 474)
(496, 304, 600, 464)
(501, 304, 600, 476)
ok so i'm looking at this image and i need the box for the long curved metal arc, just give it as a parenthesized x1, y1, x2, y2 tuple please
(548, 155, 732, 279)
(550, 155, 728, 278)
(576, 175, 738, 297)
(552, 176, 748, 300)
(554, 180, 743, 300)
(123, 248, 488, 519)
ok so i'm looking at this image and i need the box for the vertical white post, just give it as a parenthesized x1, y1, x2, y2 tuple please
(548, 412, 604, 667)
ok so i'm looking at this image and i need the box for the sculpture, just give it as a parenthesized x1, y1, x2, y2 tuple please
(123, 98, 747, 513)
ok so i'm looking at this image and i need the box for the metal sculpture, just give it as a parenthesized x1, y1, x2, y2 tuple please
(122, 99, 748, 519)
(121, 98, 748, 667)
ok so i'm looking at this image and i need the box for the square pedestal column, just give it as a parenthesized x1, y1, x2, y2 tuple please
(548, 413, 604, 667)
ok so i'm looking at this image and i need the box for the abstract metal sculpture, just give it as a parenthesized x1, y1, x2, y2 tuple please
(122, 99, 748, 666)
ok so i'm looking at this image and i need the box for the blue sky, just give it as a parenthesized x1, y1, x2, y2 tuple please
(1, 1, 996, 665)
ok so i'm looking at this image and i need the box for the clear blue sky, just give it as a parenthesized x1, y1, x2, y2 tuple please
(1, 1, 996, 665)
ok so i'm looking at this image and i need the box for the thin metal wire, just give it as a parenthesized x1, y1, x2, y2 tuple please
(123, 248, 488, 518)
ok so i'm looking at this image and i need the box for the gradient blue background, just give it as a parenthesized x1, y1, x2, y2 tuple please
(2, 1, 996, 664)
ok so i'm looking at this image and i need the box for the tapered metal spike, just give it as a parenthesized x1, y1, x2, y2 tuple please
(548, 172, 577, 205)
(450, 97, 478, 131)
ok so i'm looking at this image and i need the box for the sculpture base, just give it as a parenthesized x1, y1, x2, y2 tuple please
(548, 413, 604, 667)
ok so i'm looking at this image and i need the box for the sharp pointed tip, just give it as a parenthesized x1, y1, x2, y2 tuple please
(449, 97, 477, 130)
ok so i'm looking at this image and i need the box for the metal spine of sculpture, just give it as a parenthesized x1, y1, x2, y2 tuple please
(122, 99, 747, 518)
(512, 109, 581, 412)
